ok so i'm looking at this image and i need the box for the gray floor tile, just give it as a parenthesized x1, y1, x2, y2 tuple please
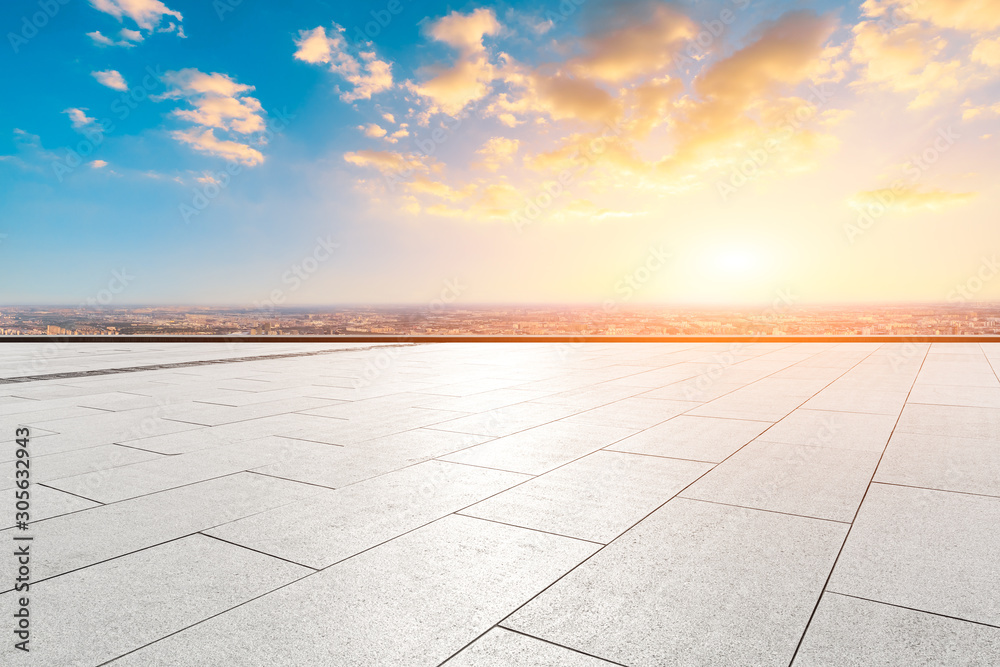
(793, 593, 1000, 667)
(446, 628, 618, 666)
(908, 384, 1000, 408)
(0, 534, 309, 666)
(109, 514, 598, 667)
(800, 387, 909, 415)
(440, 421, 635, 475)
(875, 431, 1000, 497)
(118, 412, 346, 454)
(504, 498, 847, 666)
(430, 402, 583, 437)
(563, 397, 700, 430)
(686, 389, 809, 421)
(0, 444, 162, 484)
(757, 409, 898, 452)
(463, 450, 711, 543)
(206, 461, 530, 568)
(607, 415, 771, 462)
(44, 436, 344, 503)
(895, 403, 1000, 440)
(828, 483, 1000, 626)
(681, 440, 881, 522)
(1, 472, 323, 584)
(0, 484, 99, 529)
(641, 379, 746, 402)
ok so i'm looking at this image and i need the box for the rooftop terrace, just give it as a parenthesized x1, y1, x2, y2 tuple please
(1, 341, 999, 665)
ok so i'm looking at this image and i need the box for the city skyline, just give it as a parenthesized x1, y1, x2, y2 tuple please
(2, 0, 1000, 307)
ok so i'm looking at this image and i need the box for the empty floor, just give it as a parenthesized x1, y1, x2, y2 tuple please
(1, 341, 999, 665)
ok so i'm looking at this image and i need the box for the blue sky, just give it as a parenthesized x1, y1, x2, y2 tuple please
(2, 0, 998, 307)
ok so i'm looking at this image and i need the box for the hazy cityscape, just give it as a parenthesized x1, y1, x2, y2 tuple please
(2, 304, 1000, 337)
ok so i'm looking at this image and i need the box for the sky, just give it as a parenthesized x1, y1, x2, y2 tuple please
(1, 0, 999, 308)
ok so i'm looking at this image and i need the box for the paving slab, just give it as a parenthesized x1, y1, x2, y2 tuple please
(681, 440, 881, 522)
(563, 397, 700, 430)
(607, 415, 771, 462)
(439, 421, 635, 475)
(429, 402, 583, 437)
(895, 403, 1000, 440)
(907, 384, 1000, 408)
(828, 483, 1000, 626)
(44, 436, 345, 503)
(875, 431, 1000, 497)
(756, 408, 898, 452)
(504, 498, 847, 666)
(463, 450, 712, 543)
(109, 514, 598, 667)
(445, 628, 619, 666)
(0, 534, 310, 666)
(793, 593, 1000, 667)
(0, 472, 323, 585)
(0, 483, 99, 529)
(800, 387, 909, 415)
(207, 460, 530, 568)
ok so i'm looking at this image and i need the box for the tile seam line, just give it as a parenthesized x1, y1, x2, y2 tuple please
(824, 591, 1000, 630)
(452, 512, 606, 546)
(435, 344, 884, 667)
(94, 553, 324, 667)
(786, 343, 931, 666)
(870, 480, 1000, 501)
(197, 531, 319, 571)
(440, 625, 630, 667)
(676, 496, 853, 525)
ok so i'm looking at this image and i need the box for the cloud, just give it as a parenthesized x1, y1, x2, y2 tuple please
(63, 108, 97, 130)
(850, 186, 977, 213)
(343, 150, 431, 175)
(89, 159, 109, 168)
(428, 7, 501, 54)
(971, 36, 1000, 67)
(120, 28, 143, 42)
(850, 0, 1000, 109)
(567, 3, 696, 82)
(860, 0, 1000, 32)
(86, 28, 143, 46)
(962, 100, 1000, 121)
(294, 25, 393, 102)
(157, 69, 267, 165)
(358, 123, 387, 138)
(474, 137, 520, 171)
(171, 128, 264, 166)
(92, 69, 129, 91)
(158, 69, 265, 134)
(0, 129, 60, 173)
(88, 0, 184, 36)
(409, 9, 502, 116)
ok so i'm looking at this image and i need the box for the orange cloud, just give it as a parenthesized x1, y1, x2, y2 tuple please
(850, 187, 977, 213)
(172, 128, 263, 166)
(410, 9, 502, 116)
(294, 24, 394, 102)
(568, 3, 696, 82)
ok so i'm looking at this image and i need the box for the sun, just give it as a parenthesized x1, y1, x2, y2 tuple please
(713, 249, 758, 275)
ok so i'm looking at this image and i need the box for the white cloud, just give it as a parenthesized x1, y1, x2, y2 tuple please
(89, 159, 109, 168)
(63, 108, 97, 130)
(88, 0, 184, 36)
(294, 24, 394, 102)
(92, 69, 128, 91)
(157, 69, 268, 165)
(87, 28, 143, 46)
